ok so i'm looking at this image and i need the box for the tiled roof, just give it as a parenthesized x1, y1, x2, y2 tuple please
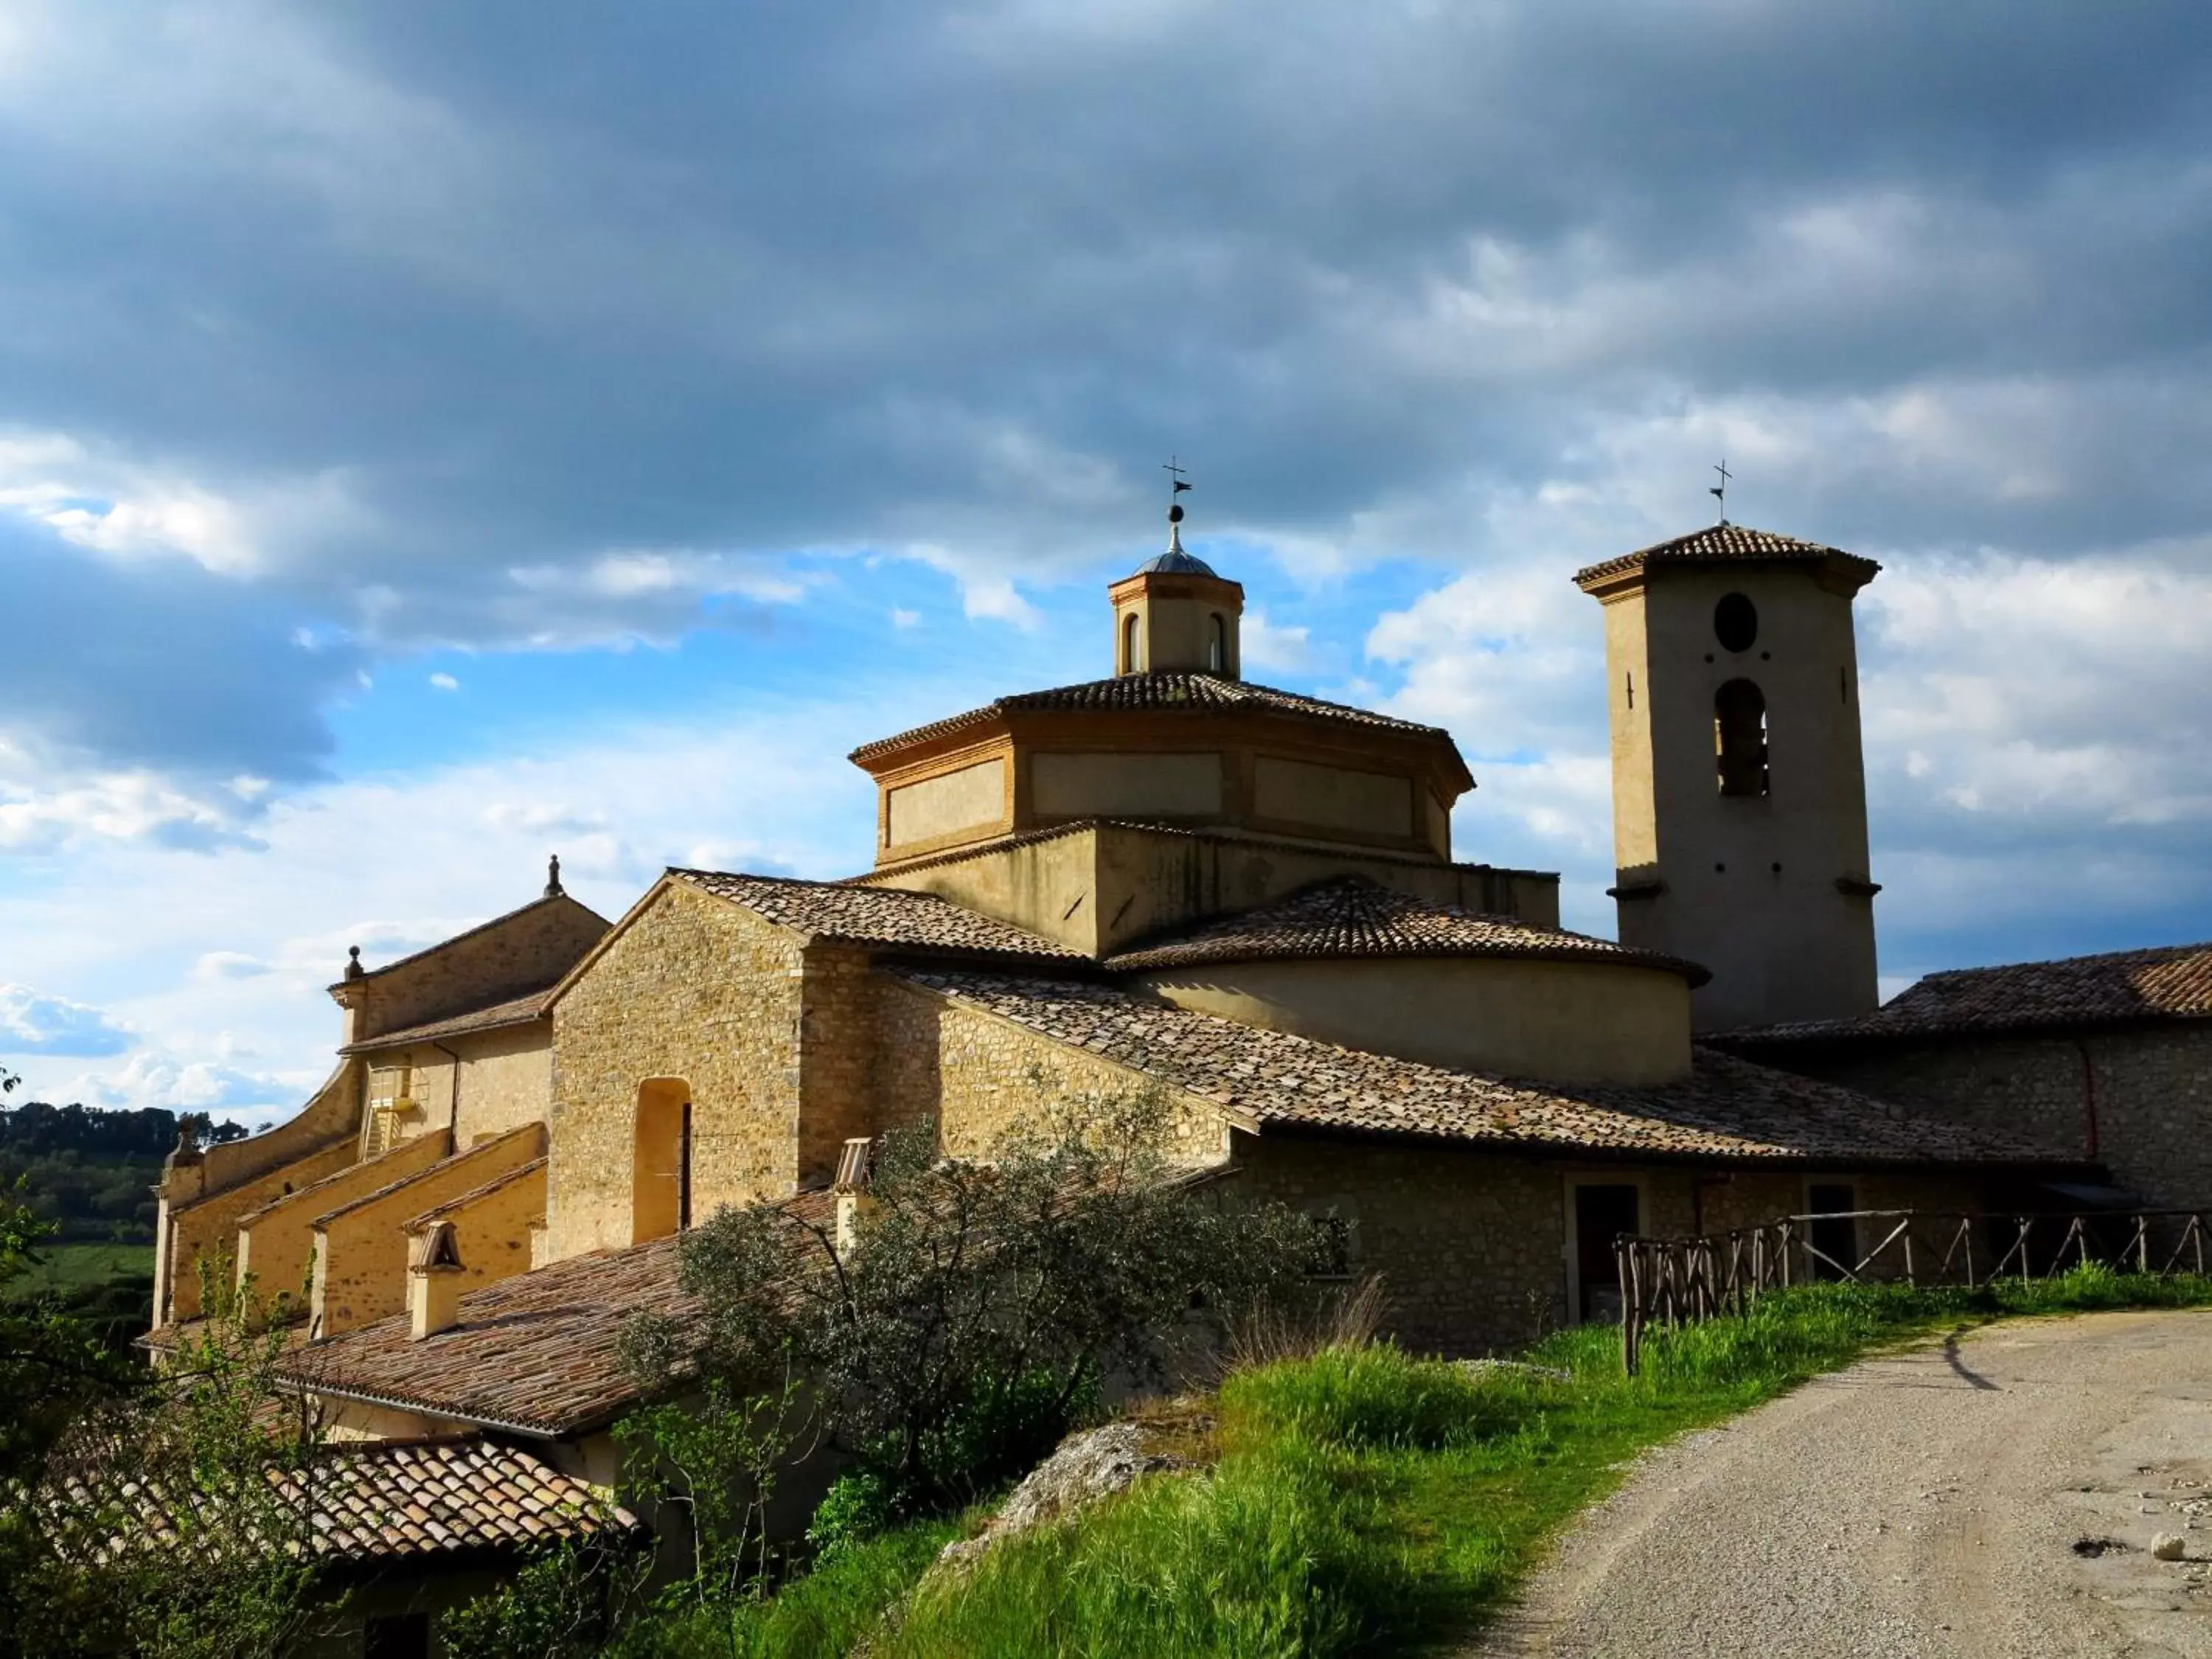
(1573, 524, 1881, 588)
(672, 869, 1087, 964)
(272, 1192, 839, 1436)
(1106, 876, 1708, 985)
(848, 672, 1453, 764)
(49, 1436, 638, 1564)
(1719, 941, 2212, 1045)
(341, 987, 554, 1054)
(1132, 549, 1220, 577)
(894, 969, 2064, 1168)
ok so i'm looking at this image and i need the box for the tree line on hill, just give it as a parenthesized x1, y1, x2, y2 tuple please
(0, 1100, 250, 1242)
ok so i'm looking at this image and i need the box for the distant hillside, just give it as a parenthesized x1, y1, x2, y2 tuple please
(0, 1102, 250, 1242)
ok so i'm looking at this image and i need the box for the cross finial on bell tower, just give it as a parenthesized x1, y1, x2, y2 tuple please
(1709, 458, 1732, 524)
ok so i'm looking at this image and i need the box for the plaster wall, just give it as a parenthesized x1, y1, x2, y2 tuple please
(1596, 563, 1877, 1030)
(1254, 757, 1414, 841)
(1131, 956, 1693, 1086)
(887, 757, 1008, 849)
(310, 1125, 543, 1335)
(235, 1131, 453, 1318)
(1742, 1024, 2212, 1209)
(870, 823, 1558, 959)
(1110, 573, 1242, 675)
(1032, 751, 1224, 818)
(549, 883, 806, 1259)
(158, 1137, 359, 1324)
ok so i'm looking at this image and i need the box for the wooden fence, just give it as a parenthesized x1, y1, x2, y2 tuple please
(1615, 1208, 2211, 1375)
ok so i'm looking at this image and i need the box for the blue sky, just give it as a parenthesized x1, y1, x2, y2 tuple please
(4, 1, 2211, 1123)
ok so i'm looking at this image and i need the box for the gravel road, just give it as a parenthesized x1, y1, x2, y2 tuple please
(1472, 1310, 2212, 1658)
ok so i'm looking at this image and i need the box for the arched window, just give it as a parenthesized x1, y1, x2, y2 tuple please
(1207, 613, 1227, 672)
(1123, 612, 1143, 674)
(1714, 679, 1769, 798)
(633, 1079, 693, 1243)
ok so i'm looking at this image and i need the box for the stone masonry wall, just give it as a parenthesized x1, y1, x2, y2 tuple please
(872, 976, 1228, 1166)
(549, 883, 806, 1259)
(159, 1138, 358, 1324)
(797, 946, 880, 1189)
(310, 1124, 544, 1335)
(234, 1132, 453, 1317)
(352, 894, 608, 1041)
(1755, 1025, 2212, 1210)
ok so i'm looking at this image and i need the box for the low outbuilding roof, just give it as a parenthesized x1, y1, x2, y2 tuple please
(341, 987, 555, 1054)
(46, 1436, 639, 1565)
(1718, 940, 2212, 1046)
(894, 969, 2067, 1169)
(1105, 875, 1708, 984)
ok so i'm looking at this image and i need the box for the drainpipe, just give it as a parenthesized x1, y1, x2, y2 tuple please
(2074, 1039, 2100, 1161)
(433, 1040, 462, 1138)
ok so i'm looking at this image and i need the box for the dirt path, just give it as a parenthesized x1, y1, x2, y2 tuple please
(1472, 1310, 2212, 1658)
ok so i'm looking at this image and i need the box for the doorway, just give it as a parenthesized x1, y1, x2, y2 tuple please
(1805, 1180, 1857, 1280)
(1571, 1181, 1642, 1324)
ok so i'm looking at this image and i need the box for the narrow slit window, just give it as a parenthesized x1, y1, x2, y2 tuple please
(1714, 678, 1769, 797)
(1625, 670, 1634, 709)
(1123, 613, 1142, 674)
(1208, 613, 1227, 672)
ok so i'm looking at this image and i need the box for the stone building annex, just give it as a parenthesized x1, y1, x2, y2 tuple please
(146, 504, 2208, 1537)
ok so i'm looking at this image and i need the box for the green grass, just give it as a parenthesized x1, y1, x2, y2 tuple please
(2, 1240, 151, 1298)
(595, 1269, 2212, 1658)
(872, 1268, 2212, 1658)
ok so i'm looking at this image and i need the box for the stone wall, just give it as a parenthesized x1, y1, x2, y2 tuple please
(1745, 1025, 2212, 1210)
(406, 1158, 546, 1306)
(548, 882, 807, 1259)
(364, 1022, 554, 1148)
(235, 1132, 453, 1317)
(344, 894, 608, 1042)
(310, 1125, 543, 1335)
(872, 975, 1228, 1166)
(158, 1136, 359, 1324)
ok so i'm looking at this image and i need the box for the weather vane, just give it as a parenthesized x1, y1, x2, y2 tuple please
(1161, 456, 1192, 551)
(1710, 458, 1732, 524)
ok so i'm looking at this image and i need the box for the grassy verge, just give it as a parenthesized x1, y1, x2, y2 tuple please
(871, 1268, 2212, 1658)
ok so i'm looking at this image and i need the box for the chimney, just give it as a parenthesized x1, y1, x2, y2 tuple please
(407, 1222, 466, 1340)
(833, 1137, 875, 1256)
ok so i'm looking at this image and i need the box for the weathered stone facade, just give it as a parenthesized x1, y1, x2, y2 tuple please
(548, 881, 808, 1256)
(1745, 1024, 2212, 1209)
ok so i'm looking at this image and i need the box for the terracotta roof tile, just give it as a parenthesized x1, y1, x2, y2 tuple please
(1718, 940, 2212, 1045)
(1105, 875, 1708, 984)
(341, 988, 554, 1053)
(279, 1191, 838, 1435)
(1573, 523, 1880, 588)
(894, 969, 2064, 1168)
(672, 869, 1085, 964)
(848, 671, 1451, 764)
(48, 1437, 639, 1565)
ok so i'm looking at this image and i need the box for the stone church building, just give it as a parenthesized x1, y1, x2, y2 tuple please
(147, 508, 2203, 1551)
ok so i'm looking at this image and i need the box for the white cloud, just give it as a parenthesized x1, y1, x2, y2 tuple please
(59, 1050, 303, 1113)
(428, 671, 459, 691)
(0, 984, 136, 1057)
(891, 608, 922, 629)
(1240, 609, 1312, 673)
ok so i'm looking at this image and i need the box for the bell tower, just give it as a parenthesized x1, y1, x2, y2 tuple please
(1575, 524, 1882, 1032)
(1110, 494, 1243, 677)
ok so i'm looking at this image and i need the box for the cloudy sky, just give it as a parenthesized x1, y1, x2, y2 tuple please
(4, 0, 2211, 1124)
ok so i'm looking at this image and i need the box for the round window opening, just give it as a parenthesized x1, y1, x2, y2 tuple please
(1714, 591, 1759, 653)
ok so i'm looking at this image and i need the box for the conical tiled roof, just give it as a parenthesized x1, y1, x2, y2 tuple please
(1105, 875, 1708, 984)
(1131, 548, 1220, 577)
